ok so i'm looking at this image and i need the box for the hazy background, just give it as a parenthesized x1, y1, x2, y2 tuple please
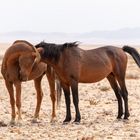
(0, 0, 140, 45)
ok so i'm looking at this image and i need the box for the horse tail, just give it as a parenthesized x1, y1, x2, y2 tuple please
(122, 46, 140, 67)
(55, 78, 62, 109)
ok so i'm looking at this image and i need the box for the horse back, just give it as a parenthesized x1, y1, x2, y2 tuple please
(78, 46, 127, 83)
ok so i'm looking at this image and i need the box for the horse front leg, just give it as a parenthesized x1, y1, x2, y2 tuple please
(70, 79, 81, 123)
(46, 68, 56, 122)
(62, 84, 71, 124)
(32, 75, 43, 123)
(14, 82, 22, 125)
(5, 80, 16, 125)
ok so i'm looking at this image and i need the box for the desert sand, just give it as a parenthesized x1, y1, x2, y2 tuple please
(0, 43, 140, 140)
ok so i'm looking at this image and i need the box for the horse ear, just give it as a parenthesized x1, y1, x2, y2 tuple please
(63, 43, 68, 47)
(37, 47, 44, 55)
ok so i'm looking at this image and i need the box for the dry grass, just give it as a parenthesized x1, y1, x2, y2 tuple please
(99, 86, 110, 92)
(126, 73, 140, 79)
(89, 98, 99, 105)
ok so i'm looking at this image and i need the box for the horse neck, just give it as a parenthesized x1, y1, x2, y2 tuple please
(48, 53, 69, 83)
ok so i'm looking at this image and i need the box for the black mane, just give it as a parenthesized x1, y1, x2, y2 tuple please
(35, 41, 79, 62)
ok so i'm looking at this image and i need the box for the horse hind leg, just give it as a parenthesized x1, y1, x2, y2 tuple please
(46, 66, 57, 122)
(5, 80, 16, 125)
(32, 75, 43, 123)
(107, 74, 123, 119)
(114, 51, 129, 119)
(14, 82, 22, 125)
(117, 77, 130, 119)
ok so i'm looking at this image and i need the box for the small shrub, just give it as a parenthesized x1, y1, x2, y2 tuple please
(99, 86, 110, 92)
(126, 73, 139, 79)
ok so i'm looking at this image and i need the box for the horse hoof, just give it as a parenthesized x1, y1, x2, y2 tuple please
(73, 116, 81, 124)
(62, 121, 70, 125)
(50, 117, 57, 123)
(31, 118, 39, 123)
(124, 113, 130, 120)
(124, 117, 129, 120)
(73, 119, 80, 124)
(72, 121, 80, 125)
(9, 120, 16, 126)
(117, 116, 122, 120)
(63, 118, 71, 125)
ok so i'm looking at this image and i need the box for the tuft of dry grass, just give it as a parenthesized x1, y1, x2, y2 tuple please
(89, 98, 99, 105)
(99, 86, 110, 92)
(126, 73, 139, 79)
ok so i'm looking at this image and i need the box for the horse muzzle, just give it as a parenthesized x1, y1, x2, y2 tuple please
(19, 71, 28, 81)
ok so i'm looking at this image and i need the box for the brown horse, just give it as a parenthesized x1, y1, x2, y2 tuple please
(35, 42, 140, 123)
(1, 40, 61, 125)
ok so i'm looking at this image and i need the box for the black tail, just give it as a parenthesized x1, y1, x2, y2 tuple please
(55, 77, 62, 109)
(122, 46, 140, 67)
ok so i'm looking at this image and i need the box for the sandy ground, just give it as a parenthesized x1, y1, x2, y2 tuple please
(0, 43, 140, 140)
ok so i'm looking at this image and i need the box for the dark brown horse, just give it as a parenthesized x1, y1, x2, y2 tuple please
(35, 42, 140, 123)
(1, 40, 61, 125)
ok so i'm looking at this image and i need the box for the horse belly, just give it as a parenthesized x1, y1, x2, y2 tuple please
(79, 67, 111, 83)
